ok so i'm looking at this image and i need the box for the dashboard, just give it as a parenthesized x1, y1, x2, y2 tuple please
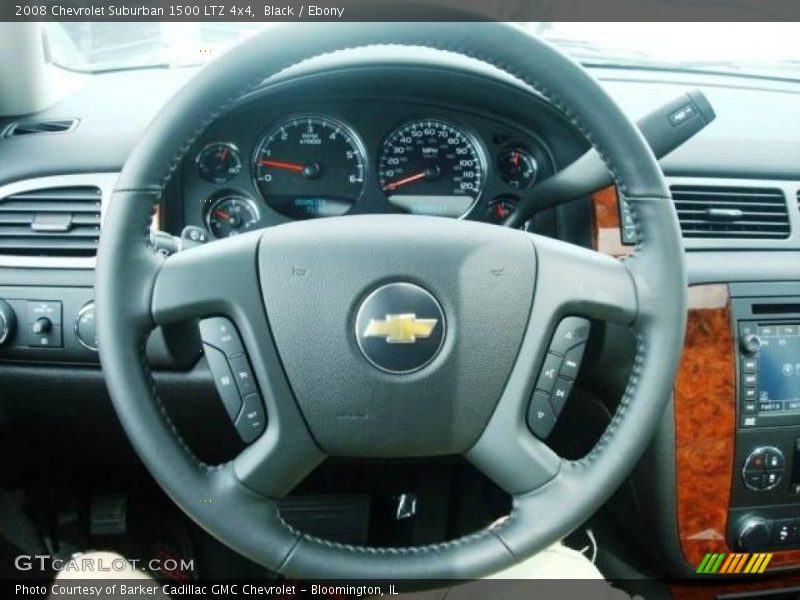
(176, 62, 588, 240)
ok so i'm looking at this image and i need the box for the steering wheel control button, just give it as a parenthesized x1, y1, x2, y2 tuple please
(203, 344, 243, 421)
(559, 344, 586, 380)
(234, 393, 267, 443)
(743, 447, 785, 492)
(551, 377, 575, 416)
(355, 282, 445, 374)
(535, 352, 562, 393)
(229, 355, 257, 397)
(550, 316, 591, 355)
(528, 391, 556, 439)
(199, 317, 244, 357)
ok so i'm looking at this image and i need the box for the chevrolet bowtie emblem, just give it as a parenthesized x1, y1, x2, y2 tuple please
(363, 313, 438, 344)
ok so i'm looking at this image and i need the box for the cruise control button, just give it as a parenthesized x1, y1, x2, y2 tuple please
(229, 355, 257, 396)
(204, 344, 243, 421)
(559, 344, 585, 380)
(199, 317, 244, 357)
(235, 393, 266, 443)
(551, 377, 574, 416)
(535, 353, 562, 393)
(527, 391, 556, 440)
(550, 317, 590, 355)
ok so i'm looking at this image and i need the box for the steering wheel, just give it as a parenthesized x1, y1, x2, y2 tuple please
(96, 22, 686, 579)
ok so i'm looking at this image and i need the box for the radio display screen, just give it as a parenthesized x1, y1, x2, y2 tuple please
(758, 324, 800, 412)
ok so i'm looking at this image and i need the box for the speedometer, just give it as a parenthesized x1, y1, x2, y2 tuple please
(377, 119, 486, 218)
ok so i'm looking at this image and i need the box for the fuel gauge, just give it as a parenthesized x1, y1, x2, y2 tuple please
(205, 195, 260, 238)
(498, 148, 538, 189)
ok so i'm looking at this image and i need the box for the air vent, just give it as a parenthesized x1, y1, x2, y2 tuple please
(0, 186, 101, 256)
(671, 184, 790, 240)
(4, 118, 78, 137)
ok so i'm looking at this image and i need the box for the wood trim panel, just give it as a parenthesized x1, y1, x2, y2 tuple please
(591, 186, 633, 257)
(675, 284, 737, 567)
(675, 285, 800, 573)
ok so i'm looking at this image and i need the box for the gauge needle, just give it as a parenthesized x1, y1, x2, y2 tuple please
(383, 171, 427, 192)
(214, 209, 230, 220)
(260, 159, 305, 173)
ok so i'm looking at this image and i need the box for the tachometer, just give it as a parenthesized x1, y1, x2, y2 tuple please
(253, 115, 365, 219)
(378, 119, 486, 218)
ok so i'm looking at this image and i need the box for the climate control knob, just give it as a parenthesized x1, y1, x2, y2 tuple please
(0, 299, 17, 346)
(736, 516, 771, 552)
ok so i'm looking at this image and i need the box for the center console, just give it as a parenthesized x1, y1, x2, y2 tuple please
(727, 284, 800, 552)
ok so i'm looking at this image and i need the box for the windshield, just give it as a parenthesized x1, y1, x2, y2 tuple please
(45, 22, 800, 81)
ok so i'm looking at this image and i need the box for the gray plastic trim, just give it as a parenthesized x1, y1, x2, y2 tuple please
(0, 172, 119, 269)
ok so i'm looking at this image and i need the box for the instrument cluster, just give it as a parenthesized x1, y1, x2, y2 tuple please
(186, 110, 554, 239)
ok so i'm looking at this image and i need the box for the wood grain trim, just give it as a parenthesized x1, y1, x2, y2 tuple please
(591, 186, 633, 257)
(675, 284, 737, 568)
(675, 285, 800, 573)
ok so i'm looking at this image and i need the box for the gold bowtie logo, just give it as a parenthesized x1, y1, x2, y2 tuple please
(363, 313, 438, 344)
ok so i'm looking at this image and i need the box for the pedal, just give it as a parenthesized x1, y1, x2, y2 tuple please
(89, 494, 127, 536)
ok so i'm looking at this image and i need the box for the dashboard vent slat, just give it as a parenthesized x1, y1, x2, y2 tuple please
(670, 184, 790, 240)
(0, 186, 101, 256)
(4, 118, 78, 137)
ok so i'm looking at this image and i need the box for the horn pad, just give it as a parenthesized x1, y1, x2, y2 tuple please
(259, 215, 536, 457)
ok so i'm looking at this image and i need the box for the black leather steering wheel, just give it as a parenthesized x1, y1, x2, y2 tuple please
(96, 22, 687, 579)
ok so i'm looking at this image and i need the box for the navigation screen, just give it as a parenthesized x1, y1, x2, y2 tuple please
(758, 325, 800, 412)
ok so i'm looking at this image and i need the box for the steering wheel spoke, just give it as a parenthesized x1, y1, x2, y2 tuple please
(150, 231, 263, 326)
(532, 234, 638, 326)
(150, 231, 325, 499)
